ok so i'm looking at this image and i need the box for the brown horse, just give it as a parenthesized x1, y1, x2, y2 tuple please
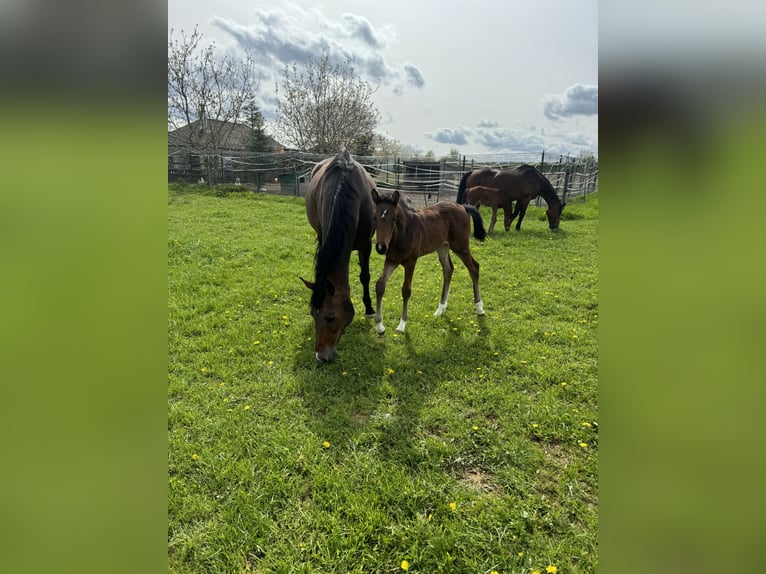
(463, 185, 513, 234)
(301, 150, 376, 362)
(371, 189, 486, 334)
(457, 164, 566, 230)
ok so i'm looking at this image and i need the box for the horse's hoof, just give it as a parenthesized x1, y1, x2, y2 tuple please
(396, 319, 407, 333)
(375, 322, 385, 335)
(434, 304, 446, 317)
(475, 301, 485, 315)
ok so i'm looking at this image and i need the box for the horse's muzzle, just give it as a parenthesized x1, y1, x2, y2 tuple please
(375, 243, 387, 255)
(315, 347, 337, 362)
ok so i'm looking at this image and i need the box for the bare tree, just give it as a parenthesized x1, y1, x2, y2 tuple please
(275, 49, 379, 154)
(168, 27, 259, 185)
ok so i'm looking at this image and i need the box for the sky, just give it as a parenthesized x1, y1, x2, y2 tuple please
(168, 0, 598, 158)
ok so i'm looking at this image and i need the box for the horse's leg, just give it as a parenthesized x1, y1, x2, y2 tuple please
(434, 245, 453, 316)
(453, 246, 484, 316)
(504, 203, 513, 231)
(488, 207, 498, 234)
(374, 260, 399, 335)
(515, 199, 531, 230)
(397, 260, 417, 333)
(508, 201, 520, 227)
(358, 242, 375, 316)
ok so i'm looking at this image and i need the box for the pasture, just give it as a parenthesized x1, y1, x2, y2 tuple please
(168, 184, 598, 573)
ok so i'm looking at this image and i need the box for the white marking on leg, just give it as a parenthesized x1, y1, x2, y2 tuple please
(475, 300, 485, 315)
(396, 318, 407, 333)
(434, 303, 447, 317)
(375, 321, 386, 335)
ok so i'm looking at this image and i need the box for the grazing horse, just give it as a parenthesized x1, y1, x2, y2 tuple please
(463, 185, 513, 234)
(457, 164, 566, 230)
(371, 189, 486, 334)
(301, 150, 376, 362)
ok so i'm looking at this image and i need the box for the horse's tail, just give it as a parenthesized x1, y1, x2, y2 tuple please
(456, 171, 471, 204)
(463, 205, 486, 242)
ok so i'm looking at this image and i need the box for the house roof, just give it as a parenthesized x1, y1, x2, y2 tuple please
(168, 119, 283, 152)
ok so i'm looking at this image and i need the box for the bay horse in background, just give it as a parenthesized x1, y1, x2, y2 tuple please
(371, 189, 486, 335)
(301, 150, 376, 362)
(462, 185, 512, 234)
(456, 164, 566, 230)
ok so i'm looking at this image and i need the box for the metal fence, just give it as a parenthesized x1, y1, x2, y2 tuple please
(168, 150, 598, 208)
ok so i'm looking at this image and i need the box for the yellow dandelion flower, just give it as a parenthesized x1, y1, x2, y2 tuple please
(191, 453, 199, 461)
(223, 397, 229, 403)
(579, 442, 588, 448)
(582, 422, 592, 427)
(546, 566, 558, 574)
(253, 340, 260, 345)
(449, 502, 457, 511)
(401, 560, 410, 571)
(560, 382, 568, 387)
(244, 405, 251, 410)
(427, 513, 433, 521)
(201, 367, 207, 373)
(267, 360, 273, 365)
(322, 441, 331, 449)
(472, 425, 479, 431)
(531, 423, 539, 428)
(341, 371, 347, 376)
(532, 571, 541, 574)
(282, 315, 288, 320)
(491, 571, 499, 574)
(519, 360, 528, 364)
(518, 551, 524, 557)
(387, 368, 395, 374)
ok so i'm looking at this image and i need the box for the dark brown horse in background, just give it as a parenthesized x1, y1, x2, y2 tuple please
(457, 164, 566, 230)
(371, 189, 486, 334)
(301, 150, 376, 362)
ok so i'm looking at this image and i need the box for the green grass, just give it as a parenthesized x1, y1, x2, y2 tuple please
(168, 186, 598, 573)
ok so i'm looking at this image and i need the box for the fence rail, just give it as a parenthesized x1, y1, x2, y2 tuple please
(168, 150, 598, 208)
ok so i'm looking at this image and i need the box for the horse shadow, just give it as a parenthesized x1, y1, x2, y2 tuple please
(292, 312, 503, 469)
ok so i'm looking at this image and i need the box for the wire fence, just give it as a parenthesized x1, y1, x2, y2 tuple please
(168, 149, 598, 208)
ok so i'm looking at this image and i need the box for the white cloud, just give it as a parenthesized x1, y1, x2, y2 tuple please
(210, 5, 425, 95)
(543, 84, 598, 120)
(426, 126, 473, 145)
(424, 123, 597, 156)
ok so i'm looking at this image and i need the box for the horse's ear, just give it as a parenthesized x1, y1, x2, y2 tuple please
(371, 188, 380, 203)
(392, 190, 400, 205)
(300, 277, 314, 290)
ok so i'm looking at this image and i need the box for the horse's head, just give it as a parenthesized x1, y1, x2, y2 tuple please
(371, 189, 400, 255)
(301, 277, 355, 362)
(546, 202, 566, 230)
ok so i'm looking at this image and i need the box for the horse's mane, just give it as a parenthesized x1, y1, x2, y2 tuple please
(517, 164, 561, 206)
(311, 151, 358, 309)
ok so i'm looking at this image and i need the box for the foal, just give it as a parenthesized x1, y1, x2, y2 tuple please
(464, 185, 514, 234)
(371, 189, 486, 334)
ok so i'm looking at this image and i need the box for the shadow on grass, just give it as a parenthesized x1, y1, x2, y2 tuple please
(292, 309, 507, 469)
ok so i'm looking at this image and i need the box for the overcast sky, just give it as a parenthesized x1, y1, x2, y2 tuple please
(168, 0, 598, 158)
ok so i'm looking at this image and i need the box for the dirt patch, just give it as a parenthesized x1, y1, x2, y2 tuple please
(457, 470, 504, 494)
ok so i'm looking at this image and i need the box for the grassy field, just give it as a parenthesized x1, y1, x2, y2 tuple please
(168, 184, 598, 574)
